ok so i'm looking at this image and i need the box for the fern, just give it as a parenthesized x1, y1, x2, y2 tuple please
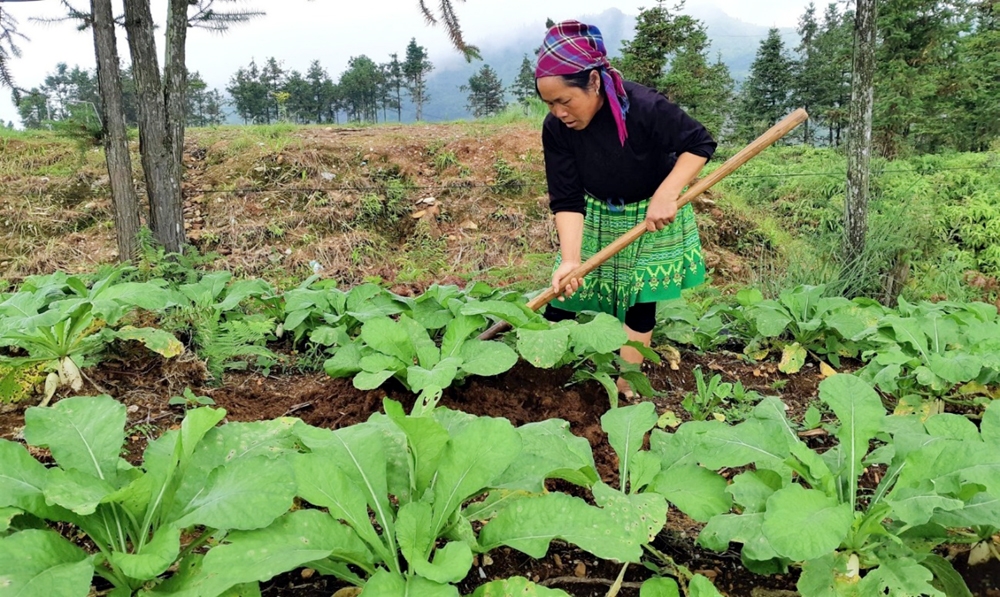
(193, 314, 278, 380)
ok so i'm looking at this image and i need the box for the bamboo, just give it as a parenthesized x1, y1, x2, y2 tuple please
(479, 108, 809, 340)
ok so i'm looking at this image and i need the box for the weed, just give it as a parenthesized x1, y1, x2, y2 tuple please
(168, 387, 216, 409)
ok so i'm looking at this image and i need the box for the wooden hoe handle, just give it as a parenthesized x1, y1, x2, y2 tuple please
(478, 108, 809, 341)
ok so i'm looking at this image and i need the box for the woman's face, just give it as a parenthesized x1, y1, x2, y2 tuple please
(536, 72, 604, 131)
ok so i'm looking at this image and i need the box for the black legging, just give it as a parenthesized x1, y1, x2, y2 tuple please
(543, 302, 657, 334)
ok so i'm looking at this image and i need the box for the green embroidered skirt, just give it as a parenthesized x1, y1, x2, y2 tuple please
(553, 196, 705, 322)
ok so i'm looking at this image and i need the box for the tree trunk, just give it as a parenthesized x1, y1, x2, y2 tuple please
(90, 0, 141, 262)
(164, 0, 188, 181)
(123, 0, 185, 253)
(844, 0, 877, 267)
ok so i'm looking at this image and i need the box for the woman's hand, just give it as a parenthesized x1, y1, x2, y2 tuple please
(552, 260, 582, 300)
(645, 191, 679, 232)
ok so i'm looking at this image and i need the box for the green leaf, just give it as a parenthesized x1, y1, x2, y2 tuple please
(639, 577, 680, 597)
(927, 352, 982, 384)
(0, 440, 53, 517)
(864, 558, 945, 597)
(479, 492, 650, 563)
(981, 400, 1000, 445)
(650, 465, 731, 522)
(0, 530, 93, 597)
(818, 375, 884, 507)
(924, 414, 981, 442)
(569, 313, 629, 353)
(400, 314, 440, 368)
(697, 513, 780, 562)
(361, 569, 459, 597)
(24, 395, 125, 483)
(324, 343, 364, 378)
(629, 451, 662, 494)
(408, 359, 461, 395)
(688, 575, 724, 597)
(42, 468, 115, 515)
(592, 481, 667, 545)
(751, 304, 791, 337)
(885, 316, 928, 355)
(298, 424, 397, 568)
(601, 402, 658, 491)
(398, 503, 472, 584)
(778, 342, 807, 374)
(115, 326, 184, 358)
(441, 314, 486, 358)
(761, 485, 853, 561)
(109, 527, 180, 580)
(0, 507, 21, 533)
(727, 470, 783, 514)
(697, 418, 792, 471)
(170, 455, 296, 531)
(517, 327, 570, 369)
(473, 577, 570, 597)
(920, 554, 974, 597)
(431, 417, 521, 536)
(384, 400, 451, 497)
(796, 553, 847, 597)
(460, 300, 532, 328)
(458, 340, 518, 377)
(885, 482, 965, 526)
(354, 369, 396, 390)
(360, 316, 414, 364)
(931, 490, 1000, 528)
(292, 452, 387, 562)
(491, 419, 597, 492)
(360, 353, 407, 374)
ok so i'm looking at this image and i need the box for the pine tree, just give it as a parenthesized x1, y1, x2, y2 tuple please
(792, 3, 822, 144)
(814, 4, 853, 147)
(227, 59, 269, 123)
(385, 53, 405, 122)
(660, 23, 734, 140)
(339, 55, 381, 123)
(617, 0, 697, 90)
(283, 70, 312, 123)
(510, 55, 536, 106)
(735, 28, 794, 141)
(0, 6, 25, 99)
(403, 38, 433, 120)
(461, 64, 507, 118)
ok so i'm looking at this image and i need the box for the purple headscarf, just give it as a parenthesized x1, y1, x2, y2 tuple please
(535, 20, 630, 146)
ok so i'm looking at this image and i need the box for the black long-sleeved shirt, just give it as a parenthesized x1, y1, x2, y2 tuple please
(542, 81, 717, 214)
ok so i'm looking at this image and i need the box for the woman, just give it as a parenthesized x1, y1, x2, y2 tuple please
(535, 20, 716, 397)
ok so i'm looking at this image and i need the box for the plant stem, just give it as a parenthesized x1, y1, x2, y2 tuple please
(177, 527, 215, 561)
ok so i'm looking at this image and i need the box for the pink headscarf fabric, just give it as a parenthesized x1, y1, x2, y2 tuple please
(535, 20, 630, 146)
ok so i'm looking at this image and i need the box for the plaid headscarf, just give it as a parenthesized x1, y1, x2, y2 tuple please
(535, 20, 630, 146)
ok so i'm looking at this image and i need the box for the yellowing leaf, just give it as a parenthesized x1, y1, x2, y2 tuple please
(819, 361, 837, 378)
(656, 410, 681, 429)
(117, 326, 184, 358)
(778, 343, 807, 374)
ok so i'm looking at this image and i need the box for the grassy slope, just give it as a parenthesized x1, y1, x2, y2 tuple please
(3, 120, 999, 304)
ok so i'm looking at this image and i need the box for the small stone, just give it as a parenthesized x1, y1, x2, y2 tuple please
(553, 554, 563, 568)
(459, 220, 478, 230)
(482, 554, 493, 566)
(574, 562, 586, 577)
(411, 210, 427, 219)
(300, 568, 315, 579)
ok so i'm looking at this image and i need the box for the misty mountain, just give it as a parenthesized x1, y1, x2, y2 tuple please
(410, 6, 798, 122)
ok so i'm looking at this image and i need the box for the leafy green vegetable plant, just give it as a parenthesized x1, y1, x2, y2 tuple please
(691, 374, 999, 596)
(0, 269, 182, 401)
(287, 398, 664, 596)
(0, 395, 302, 596)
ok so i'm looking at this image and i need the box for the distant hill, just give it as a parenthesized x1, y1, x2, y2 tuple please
(408, 6, 798, 123)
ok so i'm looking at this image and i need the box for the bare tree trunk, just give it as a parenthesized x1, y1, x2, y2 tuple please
(164, 0, 188, 182)
(123, 0, 185, 253)
(844, 0, 877, 267)
(90, 0, 140, 261)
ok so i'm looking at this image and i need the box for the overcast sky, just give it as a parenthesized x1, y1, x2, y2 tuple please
(0, 0, 815, 126)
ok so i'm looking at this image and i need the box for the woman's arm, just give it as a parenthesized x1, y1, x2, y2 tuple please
(552, 211, 585, 299)
(644, 151, 708, 232)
